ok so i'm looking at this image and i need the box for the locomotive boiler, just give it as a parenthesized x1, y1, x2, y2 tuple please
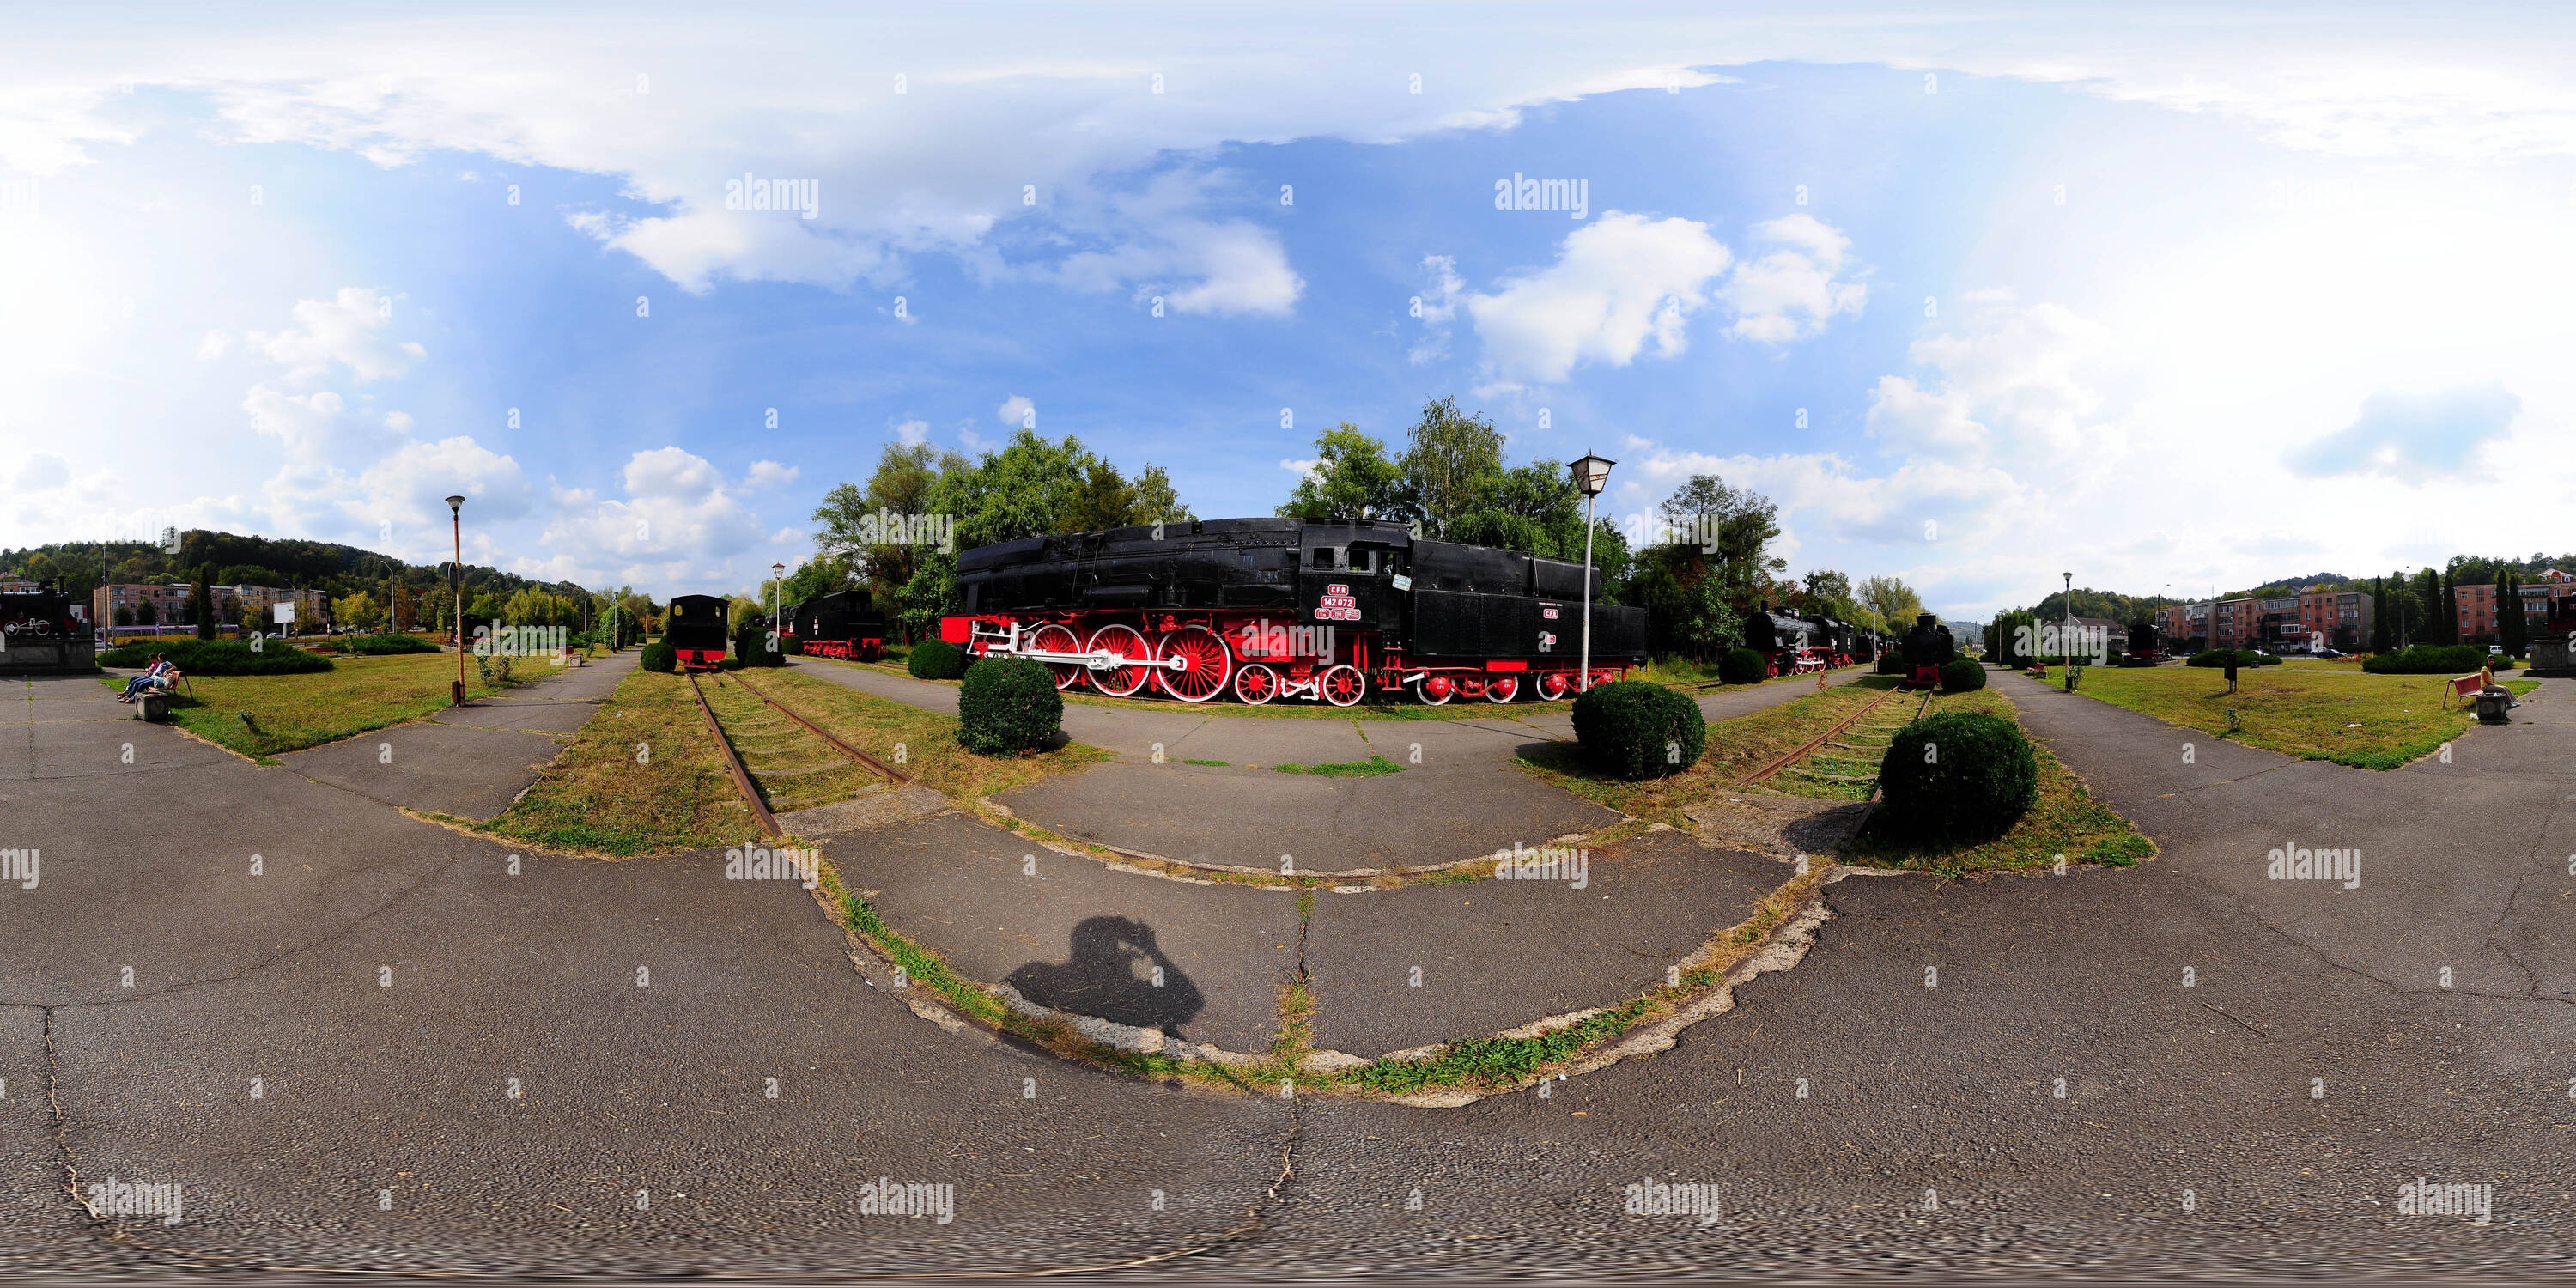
(940, 517, 1646, 705)
(1901, 611, 1955, 685)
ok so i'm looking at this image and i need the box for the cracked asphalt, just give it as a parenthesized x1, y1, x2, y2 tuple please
(6, 664, 2575, 1278)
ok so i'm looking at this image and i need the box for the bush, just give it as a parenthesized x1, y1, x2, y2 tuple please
(336, 634, 439, 656)
(957, 657, 1063, 755)
(1876, 711, 2038, 842)
(1717, 647, 1771, 686)
(96, 637, 334, 677)
(1874, 647, 1907, 676)
(1570, 680, 1705, 781)
(731, 618, 787, 668)
(640, 639, 677, 673)
(1940, 658, 1986, 691)
(775, 633, 803, 657)
(2187, 648, 2283, 669)
(908, 635, 966, 680)
(2363, 644, 2488, 675)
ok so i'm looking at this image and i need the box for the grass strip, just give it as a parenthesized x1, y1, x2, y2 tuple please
(98, 652, 521, 761)
(1514, 675, 1903, 826)
(2063, 665, 2544, 770)
(1269, 754, 1403, 777)
(1843, 684, 2158, 876)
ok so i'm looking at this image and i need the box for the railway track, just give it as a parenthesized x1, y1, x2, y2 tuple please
(1733, 681, 1936, 801)
(687, 671, 910, 837)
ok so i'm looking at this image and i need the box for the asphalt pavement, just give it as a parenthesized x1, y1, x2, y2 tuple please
(10, 660, 2576, 1276)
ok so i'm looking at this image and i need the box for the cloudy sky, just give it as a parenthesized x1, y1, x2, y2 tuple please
(5, 3, 2573, 613)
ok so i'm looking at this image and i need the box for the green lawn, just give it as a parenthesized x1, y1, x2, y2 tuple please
(100, 651, 523, 761)
(2055, 664, 2542, 770)
(1514, 675, 1904, 826)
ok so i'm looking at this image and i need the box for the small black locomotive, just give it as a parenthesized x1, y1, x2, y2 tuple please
(789, 588, 891, 661)
(663, 594, 730, 671)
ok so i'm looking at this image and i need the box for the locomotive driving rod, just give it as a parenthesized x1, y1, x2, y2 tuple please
(988, 642, 1185, 671)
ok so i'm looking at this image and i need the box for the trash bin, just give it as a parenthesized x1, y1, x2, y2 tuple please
(2476, 687, 2512, 724)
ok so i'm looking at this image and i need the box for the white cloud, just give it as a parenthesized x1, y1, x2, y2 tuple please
(246, 286, 424, 383)
(745, 459, 799, 488)
(1865, 291, 2116, 467)
(892, 417, 929, 446)
(1465, 212, 1735, 389)
(194, 330, 231, 361)
(357, 435, 532, 526)
(623, 445, 725, 499)
(995, 395, 1034, 428)
(14, 452, 70, 491)
(540, 447, 773, 587)
(1722, 214, 1866, 343)
(1409, 253, 1462, 365)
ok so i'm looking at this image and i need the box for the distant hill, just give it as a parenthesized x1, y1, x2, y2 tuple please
(0, 529, 596, 606)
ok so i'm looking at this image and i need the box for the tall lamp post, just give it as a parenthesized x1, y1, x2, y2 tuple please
(2062, 571, 2075, 690)
(1568, 453, 1615, 693)
(771, 562, 787, 644)
(446, 495, 466, 706)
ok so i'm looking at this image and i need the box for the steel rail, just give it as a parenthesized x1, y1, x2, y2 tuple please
(731, 671, 916, 785)
(688, 671, 782, 838)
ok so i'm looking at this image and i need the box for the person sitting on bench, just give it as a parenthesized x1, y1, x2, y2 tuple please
(119, 654, 176, 703)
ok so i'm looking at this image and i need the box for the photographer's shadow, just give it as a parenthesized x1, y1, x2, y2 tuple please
(1005, 915, 1205, 1037)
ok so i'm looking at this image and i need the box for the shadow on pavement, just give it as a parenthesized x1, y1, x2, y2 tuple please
(1005, 915, 1207, 1037)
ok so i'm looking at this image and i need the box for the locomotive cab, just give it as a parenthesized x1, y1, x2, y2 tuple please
(664, 594, 730, 671)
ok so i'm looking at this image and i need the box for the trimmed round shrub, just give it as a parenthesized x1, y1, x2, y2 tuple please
(1571, 679, 1706, 781)
(957, 657, 1063, 755)
(1939, 658, 1986, 691)
(775, 633, 803, 657)
(731, 618, 787, 668)
(640, 639, 677, 673)
(97, 637, 332, 677)
(1874, 647, 1907, 676)
(337, 633, 439, 656)
(908, 635, 966, 680)
(1717, 647, 1771, 686)
(1876, 711, 2038, 842)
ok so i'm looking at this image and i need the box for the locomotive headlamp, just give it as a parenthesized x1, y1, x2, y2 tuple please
(1569, 453, 1615, 497)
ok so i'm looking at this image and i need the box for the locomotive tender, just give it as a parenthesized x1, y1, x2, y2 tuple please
(788, 588, 890, 661)
(940, 517, 1646, 705)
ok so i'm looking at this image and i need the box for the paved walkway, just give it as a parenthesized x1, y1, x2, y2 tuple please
(280, 650, 637, 820)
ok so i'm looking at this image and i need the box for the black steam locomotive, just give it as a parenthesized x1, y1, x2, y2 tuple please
(0, 580, 94, 674)
(1900, 611, 1955, 685)
(787, 588, 890, 661)
(664, 594, 730, 671)
(2126, 621, 2164, 664)
(943, 517, 1646, 705)
(1744, 606, 1874, 677)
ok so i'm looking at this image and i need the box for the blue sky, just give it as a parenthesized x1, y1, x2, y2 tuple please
(7, 3, 2574, 614)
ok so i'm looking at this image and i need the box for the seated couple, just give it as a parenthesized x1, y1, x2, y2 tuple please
(119, 654, 181, 703)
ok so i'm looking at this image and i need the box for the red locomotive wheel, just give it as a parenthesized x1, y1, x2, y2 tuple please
(1318, 664, 1366, 708)
(1412, 675, 1455, 706)
(1029, 623, 1083, 690)
(1233, 663, 1280, 705)
(1537, 671, 1571, 701)
(1152, 625, 1232, 702)
(1087, 623, 1153, 696)
(1484, 675, 1519, 703)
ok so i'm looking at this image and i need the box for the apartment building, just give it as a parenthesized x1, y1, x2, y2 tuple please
(92, 582, 229, 627)
(2296, 589, 2370, 650)
(232, 584, 331, 624)
(2457, 569, 2576, 643)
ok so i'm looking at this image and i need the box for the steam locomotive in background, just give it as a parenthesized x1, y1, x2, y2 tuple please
(941, 517, 1646, 705)
(1901, 611, 1956, 685)
(664, 594, 731, 672)
(0, 580, 95, 675)
(1743, 605, 1884, 677)
(786, 589, 890, 661)
(2126, 621, 2166, 664)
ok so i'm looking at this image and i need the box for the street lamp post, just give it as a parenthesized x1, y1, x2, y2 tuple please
(1567, 453, 1615, 694)
(2063, 571, 2075, 691)
(446, 495, 465, 706)
(772, 561, 787, 647)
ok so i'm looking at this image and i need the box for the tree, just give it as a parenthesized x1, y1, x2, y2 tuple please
(1279, 423, 1405, 520)
(896, 431, 1103, 640)
(1659, 475, 1785, 597)
(2371, 576, 2391, 652)
(812, 441, 972, 623)
(336, 591, 383, 631)
(1394, 397, 1505, 536)
(2501, 570, 2529, 657)
(1131, 464, 1194, 524)
(1858, 574, 1925, 626)
(1056, 460, 1139, 533)
(1804, 569, 1853, 604)
(193, 569, 215, 639)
